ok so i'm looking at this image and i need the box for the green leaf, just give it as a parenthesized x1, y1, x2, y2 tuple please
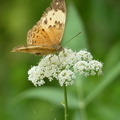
(13, 87, 78, 109)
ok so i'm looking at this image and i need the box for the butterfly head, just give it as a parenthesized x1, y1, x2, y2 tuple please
(52, 45, 63, 51)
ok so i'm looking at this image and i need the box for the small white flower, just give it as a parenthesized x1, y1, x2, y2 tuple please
(28, 66, 45, 86)
(28, 48, 103, 86)
(58, 49, 76, 69)
(88, 60, 103, 76)
(74, 61, 89, 77)
(58, 70, 76, 86)
(76, 50, 93, 61)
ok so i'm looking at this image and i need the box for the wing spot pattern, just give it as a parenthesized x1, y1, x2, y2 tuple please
(44, 18, 47, 24)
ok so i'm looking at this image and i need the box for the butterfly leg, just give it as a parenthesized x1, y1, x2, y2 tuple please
(57, 55, 61, 63)
(48, 55, 53, 64)
(62, 49, 66, 57)
(49, 54, 61, 64)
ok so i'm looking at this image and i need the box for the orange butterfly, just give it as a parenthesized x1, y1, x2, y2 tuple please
(11, 0, 66, 55)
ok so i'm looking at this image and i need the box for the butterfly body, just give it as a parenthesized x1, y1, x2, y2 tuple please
(11, 0, 66, 56)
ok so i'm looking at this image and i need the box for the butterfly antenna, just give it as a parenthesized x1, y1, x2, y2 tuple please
(62, 32, 81, 46)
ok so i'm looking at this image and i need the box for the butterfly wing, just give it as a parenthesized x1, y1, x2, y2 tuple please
(12, 45, 57, 55)
(12, 0, 66, 55)
(27, 0, 66, 46)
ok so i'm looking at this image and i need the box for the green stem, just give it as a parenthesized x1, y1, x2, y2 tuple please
(63, 84, 68, 120)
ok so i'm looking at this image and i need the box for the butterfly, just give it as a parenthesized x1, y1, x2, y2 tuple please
(11, 0, 66, 56)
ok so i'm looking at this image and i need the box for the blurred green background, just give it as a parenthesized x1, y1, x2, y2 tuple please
(0, 0, 120, 120)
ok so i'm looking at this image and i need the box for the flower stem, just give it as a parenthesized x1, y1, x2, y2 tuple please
(63, 84, 68, 120)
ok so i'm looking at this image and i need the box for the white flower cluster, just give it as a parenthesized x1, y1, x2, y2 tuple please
(28, 48, 103, 86)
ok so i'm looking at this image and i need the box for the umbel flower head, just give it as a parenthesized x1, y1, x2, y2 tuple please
(28, 48, 103, 86)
